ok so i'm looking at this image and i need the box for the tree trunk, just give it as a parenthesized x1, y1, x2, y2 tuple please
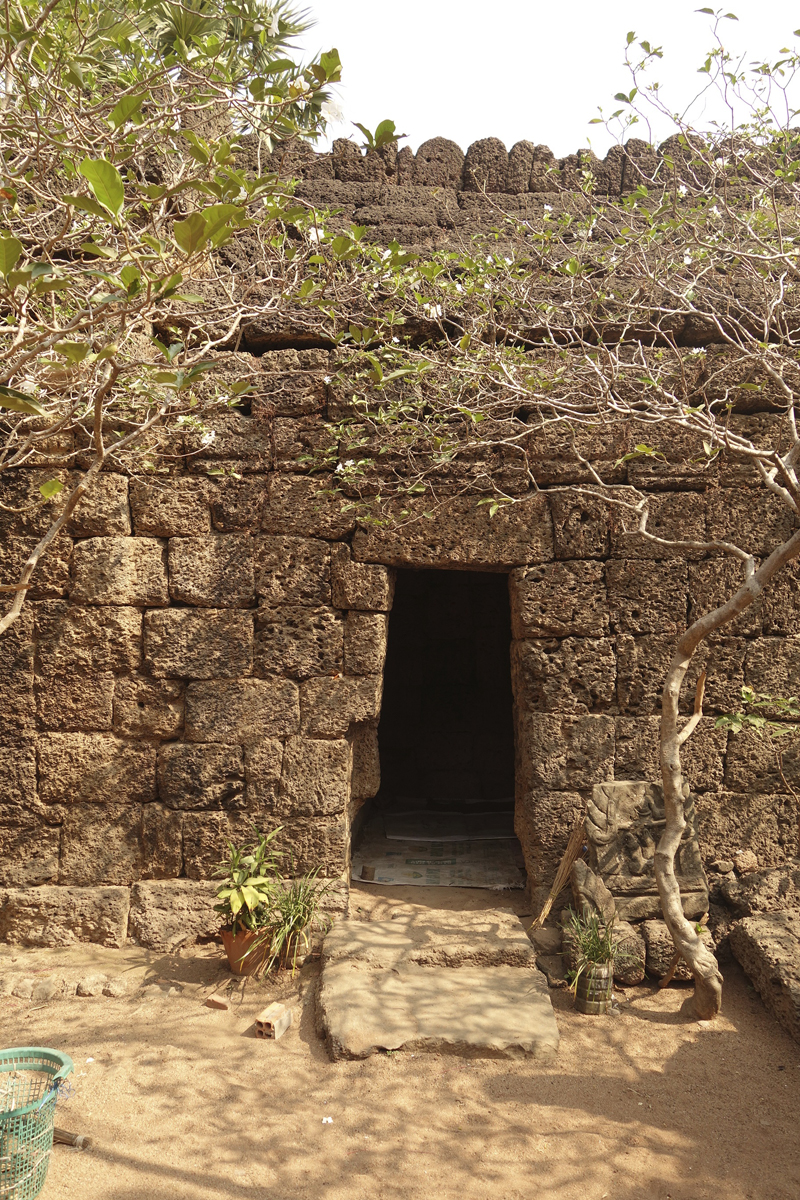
(656, 527, 800, 1019)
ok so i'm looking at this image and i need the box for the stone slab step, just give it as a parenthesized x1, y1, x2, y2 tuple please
(318, 908, 559, 1060)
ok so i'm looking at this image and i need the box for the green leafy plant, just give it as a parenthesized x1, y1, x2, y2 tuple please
(562, 908, 626, 995)
(213, 827, 283, 934)
(353, 119, 406, 151)
(256, 867, 334, 975)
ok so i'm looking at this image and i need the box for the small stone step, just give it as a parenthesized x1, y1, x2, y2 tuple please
(318, 908, 559, 1060)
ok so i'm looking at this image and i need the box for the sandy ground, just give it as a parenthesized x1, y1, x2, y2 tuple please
(1, 883, 799, 1200)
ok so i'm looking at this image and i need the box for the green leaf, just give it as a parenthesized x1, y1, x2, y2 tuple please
(64, 193, 111, 220)
(319, 48, 342, 82)
(0, 236, 23, 278)
(79, 158, 124, 217)
(0, 385, 46, 416)
(39, 479, 63, 499)
(56, 341, 90, 363)
(108, 93, 144, 130)
(173, 212, 208, 255)
(202, 203, 246, 247)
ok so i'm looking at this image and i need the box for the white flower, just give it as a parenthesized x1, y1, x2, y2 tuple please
(543, 204, 553, 212)
(268, 9, 280, 37)
(321, 98, 344, 125)
(392, 336, 400, 344)
(710, 205, 720, 217)
(201, 430, 216, 447)
(324, 375, 332, 384)
(28, 75, 39, 90)
(335, 462, 344, 474)
(683, 254, 692, 265)
(308, 228, 324, 243)
(454, 283, 463, 293)
(678, 184, 687, 197)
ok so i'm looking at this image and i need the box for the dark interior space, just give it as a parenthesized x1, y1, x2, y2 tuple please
(351, 569, 525, 888)
(377, 569, 515, 813)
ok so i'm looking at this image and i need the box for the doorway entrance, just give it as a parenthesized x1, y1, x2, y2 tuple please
(352, 569, 525, 889)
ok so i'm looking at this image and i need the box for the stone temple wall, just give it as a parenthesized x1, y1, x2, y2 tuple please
(1, 139, 798, 948)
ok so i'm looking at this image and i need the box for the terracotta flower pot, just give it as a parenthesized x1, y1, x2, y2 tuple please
(221, 929, 269, 976)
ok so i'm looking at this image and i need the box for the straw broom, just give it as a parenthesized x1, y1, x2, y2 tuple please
(529, 818, 586, 931)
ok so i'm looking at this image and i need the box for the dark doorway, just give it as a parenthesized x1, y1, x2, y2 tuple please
(352, 570, 524, 890)
(379, 569, 515, 809)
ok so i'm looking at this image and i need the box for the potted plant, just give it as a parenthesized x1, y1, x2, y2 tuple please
(214, 827, 283, 976)
(257, 867, 334, 975)
(563, 908, 624, 1015)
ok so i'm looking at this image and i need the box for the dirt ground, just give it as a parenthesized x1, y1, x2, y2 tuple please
(1, 883, 799, 1200)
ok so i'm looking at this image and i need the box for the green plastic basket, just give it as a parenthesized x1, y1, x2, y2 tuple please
(0, 1048, 73, 1200)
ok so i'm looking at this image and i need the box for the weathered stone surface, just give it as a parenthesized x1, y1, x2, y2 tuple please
(35, 670, 115, 731)
(725, 729, 800, 793)
(168, 534, 255, 607)
(157, 743, 245, 810)
(745, 637, 800, 698)
(71, 537, 169, 606)
(261, 475, 356, 538)
(351, 724, 380, 803)
(0, 885, 130, 947)
(613, 921, 647, 986)
(708, 489, 797, 559)
(59, 803, 181, 885)
(610, 491, 708, 560)
(0, 610, 34, 738)
(688, 558, 763, 637)
(330, 544, 394, 611)
(184, 411, 271, 472)
(255, 605, 343, 679)
(412, 137, 465, 188)
(720, 861, 800, 917)
(251, 370, 327, 418)
(35, 602, 142, 675)
(254, 535, 331, 606)
(763, 560, 800, 636)
(352, 494, 552, 569)
(515, 790, 585, 884)
(695, 791, 797, 869)
(0, 533, 72, 599)
(301, 675, 383, 737)
(113, 677, 184, 739)
(144, 609, 254, 679)
(730, 911, 800, 1042)
(463, 137, 508, 192)
(509, 561, 607, 638)
(606, 559, 687, 635)
(516, 713, 615, 791)
(37, 733, 156, 805)
(185, 678, 299, 743)
(616, 633, 745, 716)
(183, 810, 348, 878)
(511, 637, 616, 713)
(642, 919, 716, 981)
(67, 474, 130, 536)
(244, 738, 283, 808)
(128, 880, 219, 951)
(319, 910, 558, 1060)
(275, 737, 351, 816)
(130, 477, 211, 536)
(0, 742, 37, 806)
(584, 782, 708, 921)
(614, 716, 726, 792)
(344, 612, 387, 676)
(0, 807, 60, 885)
(735, 849, 759, 874)
(569, 858, 617, 922)
(549, 493, 612, 561)
(506, 140, 537, 193)
(209, 477, 266, 532)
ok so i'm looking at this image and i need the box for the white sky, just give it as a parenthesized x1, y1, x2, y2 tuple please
(297, 1, 800, 157)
